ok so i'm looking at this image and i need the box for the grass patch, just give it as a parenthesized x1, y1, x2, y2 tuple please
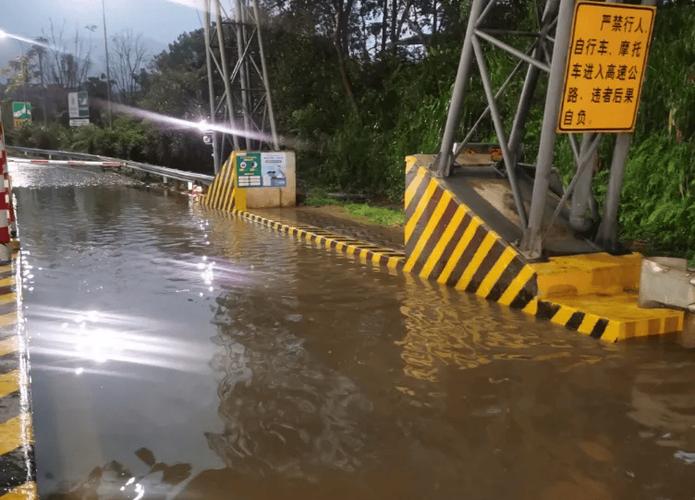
(303, 191, 404, 226)
(303, 192, 336, 207)
(344, 203, 405, 226)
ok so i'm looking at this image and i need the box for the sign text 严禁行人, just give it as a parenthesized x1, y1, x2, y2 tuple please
(558, 1, 655, 133)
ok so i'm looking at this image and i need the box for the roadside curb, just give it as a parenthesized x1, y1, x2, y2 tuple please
(0, 254, 36, 499)
(221, 208, 405, 272)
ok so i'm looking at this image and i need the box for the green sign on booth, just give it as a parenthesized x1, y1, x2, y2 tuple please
(236, 152, 287, 188)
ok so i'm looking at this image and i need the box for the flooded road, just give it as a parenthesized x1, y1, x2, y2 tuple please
(11, 164, 695, 499)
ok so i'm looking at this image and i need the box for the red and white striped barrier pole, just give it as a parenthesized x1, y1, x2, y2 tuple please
(5, 174, 16, 241)
(0, 117, 13, 263)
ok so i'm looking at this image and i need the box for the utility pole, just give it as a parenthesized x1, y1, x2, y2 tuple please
(37, 46, 47, 125)
(202, 0, 221, 173)
(101, 0, 113, 127)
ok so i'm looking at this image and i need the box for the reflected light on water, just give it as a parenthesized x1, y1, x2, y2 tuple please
(30, 306, 212, 374)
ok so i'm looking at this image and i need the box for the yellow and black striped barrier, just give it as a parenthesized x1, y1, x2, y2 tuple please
(200, 152, 684, 342)
(404, 156, 537, 308)
(0, 256, 36, 499)
(404, 155, 683, 342)
(201, 153, 246, 212)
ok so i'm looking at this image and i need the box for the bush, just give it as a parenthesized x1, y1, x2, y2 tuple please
(619, 135, 694, 260)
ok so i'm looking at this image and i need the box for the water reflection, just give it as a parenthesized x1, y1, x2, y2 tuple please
(44, 448, 192, 500)
(12, 166, 695, 499)
(28, 305, 212, 374)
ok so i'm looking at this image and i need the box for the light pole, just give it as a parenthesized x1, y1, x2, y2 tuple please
(101, 0, 113, 127)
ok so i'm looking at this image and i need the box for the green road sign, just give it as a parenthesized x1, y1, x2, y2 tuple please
(236, 152, 263, 188)
(12, 101, 32, 127)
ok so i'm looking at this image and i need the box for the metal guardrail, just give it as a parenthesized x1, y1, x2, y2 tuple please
(6, 146, 215, 185)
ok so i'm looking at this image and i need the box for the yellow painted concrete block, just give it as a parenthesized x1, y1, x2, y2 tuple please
(531, 252, 642, 299)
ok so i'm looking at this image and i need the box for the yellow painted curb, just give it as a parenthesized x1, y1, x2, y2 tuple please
(0, 253, 35, 499)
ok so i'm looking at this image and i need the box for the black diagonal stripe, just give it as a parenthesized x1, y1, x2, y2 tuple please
(410, 199, 458, 276)
(486, 258, 526, 302)
(0, 286, 14, 296)
(565, 312, 585, 330)
(445, 225, 486, 287)
(0, 445, 35, 496)
(466, 241, 505, 293)
(0, 391, 21, 424)
(405, 164, 420, 189)
(405, 175, 431, 219)
(406, 186, 443, 254)
(0, 325, 17, 341)
(590, 319, 609, 339)
(0, 353, 19, 375)
(536, 301, 561, 320)
(509, 275, 538, 309)
(0, 302, 16, 316)
(0, 272, 12, 280)
(428, 213, 472, 281)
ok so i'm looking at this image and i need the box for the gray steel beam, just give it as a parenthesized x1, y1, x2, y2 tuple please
(434, 0, 485, 177)
(252, 0, 280, 150)
(202, 0, 221, 173)
(472, 36, 528, 228)
(475, 0, 499, 28)
(520, 0, 575, 259)
(544, 133, 602, 235)
(235, 0, 251, 150)
(214, 0, 240, 150)
(454, 44, 533, 158)
(507, 0, 560, 172)
(595, 134, 631, 251)
(595, 0, 656, 251)
(569, 133, 598, 232)
(475, 30, 551, 73)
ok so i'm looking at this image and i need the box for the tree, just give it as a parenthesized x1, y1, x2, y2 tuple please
(42, 19, 93, 89)
(111, 30, 149, 104)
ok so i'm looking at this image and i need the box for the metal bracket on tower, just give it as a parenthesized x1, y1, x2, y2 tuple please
(434, 0, 649, 260)
(200, 0, 280, 173)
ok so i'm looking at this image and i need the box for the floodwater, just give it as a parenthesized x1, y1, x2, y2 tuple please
(10, 164, 695, 500)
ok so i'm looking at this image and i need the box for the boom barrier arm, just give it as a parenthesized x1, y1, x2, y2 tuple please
(6, 146, 215, 186)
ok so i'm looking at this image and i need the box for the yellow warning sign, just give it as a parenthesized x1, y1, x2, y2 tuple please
(558, 1, 655, 133)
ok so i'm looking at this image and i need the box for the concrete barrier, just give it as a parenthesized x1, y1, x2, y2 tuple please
(404, 155, 684, 342)
(639, 257, 695, 313)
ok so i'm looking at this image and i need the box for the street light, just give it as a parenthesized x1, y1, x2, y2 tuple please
(101, 0, 113, 127)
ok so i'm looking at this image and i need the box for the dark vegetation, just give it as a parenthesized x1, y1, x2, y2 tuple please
(1, 1, 693, 259)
